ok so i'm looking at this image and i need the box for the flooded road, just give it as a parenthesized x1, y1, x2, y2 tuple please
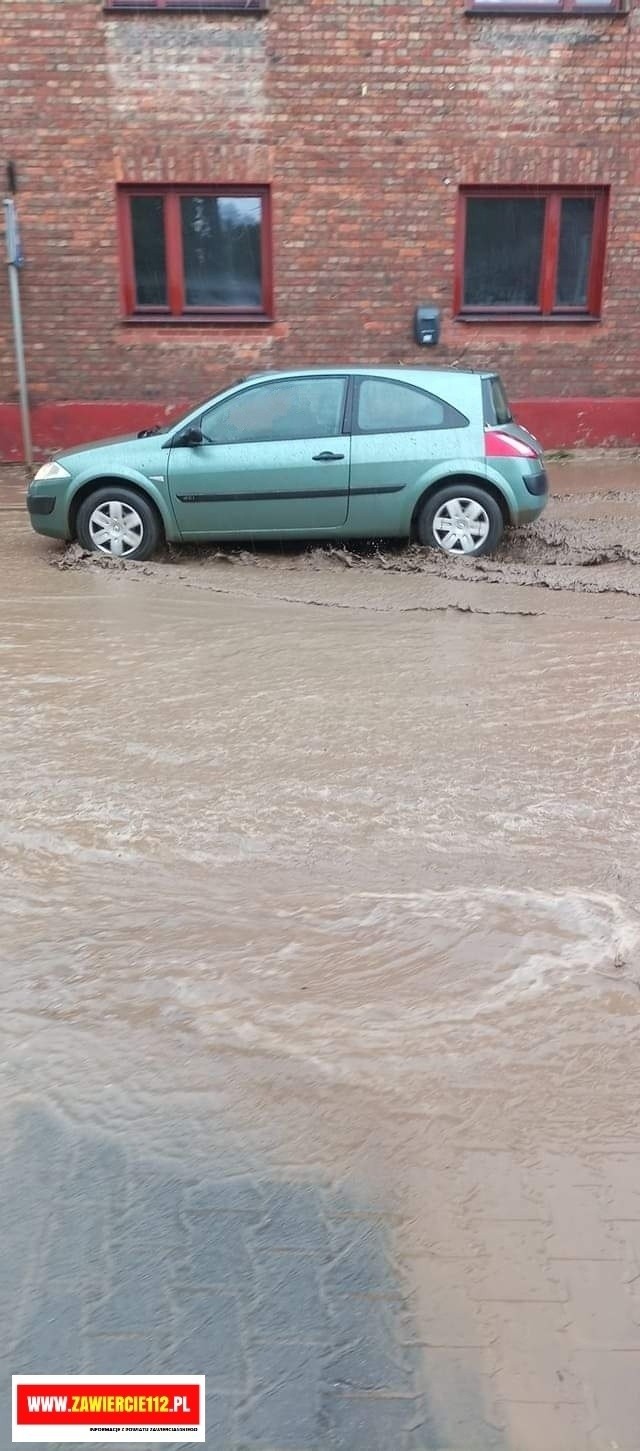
(3, 469, 640, 1450)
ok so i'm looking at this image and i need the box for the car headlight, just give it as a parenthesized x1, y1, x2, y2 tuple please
(33, 461, 71, 482)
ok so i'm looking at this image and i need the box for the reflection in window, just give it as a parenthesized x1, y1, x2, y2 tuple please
(556, 197, 594, 307)
(130, 196, 167, 307)
(357, 378, 465, 431)
(203, 378, 347, 445)
(464, 197, 545, 308)
(181, 196, 262, 309)
(469, 0, 619, 13)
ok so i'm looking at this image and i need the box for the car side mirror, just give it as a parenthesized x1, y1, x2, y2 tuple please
(172, 426, 204, 448)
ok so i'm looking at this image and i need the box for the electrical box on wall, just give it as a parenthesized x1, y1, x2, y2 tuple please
(415, 305, 440, 347)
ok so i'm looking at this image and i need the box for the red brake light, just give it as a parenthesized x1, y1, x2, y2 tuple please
(485, 429, 538, 460)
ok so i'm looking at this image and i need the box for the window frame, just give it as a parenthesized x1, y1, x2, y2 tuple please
(117, 184, 274, 326)
(105, 0, 267, 14)
(466, 0, 624, 15)
(352, 376, 469, 435)
(454, 186, 609, 323)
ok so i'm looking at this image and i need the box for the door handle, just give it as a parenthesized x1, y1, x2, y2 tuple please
(312, 451, 345, 462)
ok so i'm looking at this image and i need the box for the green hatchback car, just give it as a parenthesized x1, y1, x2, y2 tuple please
(27, 367, 547, 560)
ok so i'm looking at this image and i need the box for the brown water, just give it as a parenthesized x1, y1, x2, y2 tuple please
(4, 483, 640, 1450)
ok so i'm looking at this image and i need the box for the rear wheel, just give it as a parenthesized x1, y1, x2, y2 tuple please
(417, 484, 503, 558)
(76, 486, 161, 561)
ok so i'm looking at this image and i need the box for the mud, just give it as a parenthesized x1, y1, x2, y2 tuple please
(51, 486, 640, 610)
(4, 471, 640, 1450)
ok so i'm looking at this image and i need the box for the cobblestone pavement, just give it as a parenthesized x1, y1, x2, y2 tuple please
(3, 1106, 450, 1451)
(7, 1107, 640, 1450)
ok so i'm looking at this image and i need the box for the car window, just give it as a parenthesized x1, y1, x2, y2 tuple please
(202, 377, 347, 445)
(490, 375, 512, 425)
(356, 377, 467, 433)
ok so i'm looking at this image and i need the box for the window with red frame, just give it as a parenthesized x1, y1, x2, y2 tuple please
(118, 187, 273, 323)
(106, 0, 266, 13)
(467, 0, 622, 13)
(455, 188, 608, 320)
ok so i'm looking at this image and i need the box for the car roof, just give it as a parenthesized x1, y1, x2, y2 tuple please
(240, 366, 493, 383)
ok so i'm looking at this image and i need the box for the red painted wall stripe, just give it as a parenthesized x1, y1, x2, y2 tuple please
(1, 398, 639, 464)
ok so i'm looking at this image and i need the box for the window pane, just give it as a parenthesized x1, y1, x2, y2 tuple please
(357, 378, 449, 432)
(181, 195, 262, 308)
(556, 197, 595, 308)
(473, 1, 563, 6)
(130, 196, 167, 306)
(464, 197, 545, 307)
(489, 376, 512, 425)
(202, 378, 346, 445)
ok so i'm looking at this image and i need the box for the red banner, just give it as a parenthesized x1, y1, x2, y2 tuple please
(12, 1376, 205, 1442)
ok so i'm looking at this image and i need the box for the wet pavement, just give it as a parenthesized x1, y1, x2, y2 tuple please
(3, 460, 640, 1450)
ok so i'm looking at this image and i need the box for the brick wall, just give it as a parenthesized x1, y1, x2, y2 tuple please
(0, 0, 639, 452)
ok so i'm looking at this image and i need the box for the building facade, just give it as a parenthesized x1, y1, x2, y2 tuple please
(1, 0, 639, 460)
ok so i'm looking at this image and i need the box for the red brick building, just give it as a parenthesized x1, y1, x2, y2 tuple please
(1, 0, 638, 459)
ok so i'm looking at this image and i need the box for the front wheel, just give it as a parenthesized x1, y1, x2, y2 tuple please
(417, 485, 503, 558)
(76, 486, 161, 561)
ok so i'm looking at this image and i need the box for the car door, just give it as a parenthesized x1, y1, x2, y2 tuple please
(167, 375, 350, 537)
(347, 374, 472, 531)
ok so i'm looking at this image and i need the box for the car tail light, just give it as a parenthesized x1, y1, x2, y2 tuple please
(485, 429, 539, 460)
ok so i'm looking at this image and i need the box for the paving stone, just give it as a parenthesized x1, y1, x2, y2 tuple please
(69, 1130, 129, 1216)
(562, 1260, 640, 1348)
(488, 1301, 573, 1348)
(321, 1178, 399, 1215)
(491, 1344, 583, 1405)
(461, 1153, 550, 1223)
(404, 1256, 496, 1350)
(186, 1177, 265, 1216)
(461, 1219, 552, 1263)
(251, 1250, 327, 1343)
(405, 1388, 499, 1451)
(325, 1294, 416, 1393)
(575, 1347, 640, 1450)
(87, 1180, 183, 1333)
(543, 1181, 627, 1262)
(608, 1216, 640, 1265)
(321, 1391, 419, 1450)
(497, 1399, 601, 1451)
(84, 1335, 164, 1375)
(205, 1389, 235, 1446)
(0, 1108, 74, 1342)
(251, 1185, 329, 1254)
(13, 1291, 85, 1374)
(87, 1270, 172, 1335)
(470, 1253, 567, 1304)
(184, 1211, 252, 1289)
(170, 1289, 245, 1388)
(123, 1168, 190, 1226)
(44, 1195, 109, 1293)
(323, 1215, 398, 1296)
(411, 1349, 503, 1451)
(238, 1341, 321, 1446)
(594, 1155, 640, 1221)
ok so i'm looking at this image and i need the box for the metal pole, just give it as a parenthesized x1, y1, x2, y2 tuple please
(4, 196, 32, 469)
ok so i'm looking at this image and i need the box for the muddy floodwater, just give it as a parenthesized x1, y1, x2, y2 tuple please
(3, 464, 640, 1450)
